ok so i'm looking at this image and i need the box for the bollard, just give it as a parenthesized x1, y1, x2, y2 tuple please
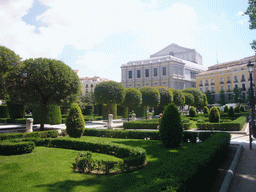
(108, 114, 113, 129)
(132, 113, 136, 121)
(26, 118, 33, 132)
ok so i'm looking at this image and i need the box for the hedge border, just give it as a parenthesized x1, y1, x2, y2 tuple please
(0, 141, 35, 155)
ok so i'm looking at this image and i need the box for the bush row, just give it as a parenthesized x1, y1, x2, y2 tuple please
(20, 137, 146, 167)
(0, 130, 58, 141)
(132, 132, 231, 192)
(0, 141, 35, 155)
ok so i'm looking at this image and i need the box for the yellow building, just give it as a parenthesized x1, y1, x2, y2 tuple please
(196, 55, 256, 103)
(80, 76, 110, 95)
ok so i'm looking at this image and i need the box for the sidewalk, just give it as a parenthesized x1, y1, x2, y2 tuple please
(228, 134, 256, 192)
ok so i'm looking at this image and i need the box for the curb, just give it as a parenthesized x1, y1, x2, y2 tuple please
(219, 144, 244, 192)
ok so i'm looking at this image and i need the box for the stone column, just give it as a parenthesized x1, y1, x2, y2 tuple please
(108, 114, 113, 129)
(131, 113, 136, 121)
(26, 118, 33, 132)
(148, 112, 152, 119)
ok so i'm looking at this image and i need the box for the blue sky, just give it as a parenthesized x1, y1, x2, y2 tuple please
(0, 0, 255, 82)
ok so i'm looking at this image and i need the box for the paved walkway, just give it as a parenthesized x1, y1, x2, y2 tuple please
(228, 134, 256, 192)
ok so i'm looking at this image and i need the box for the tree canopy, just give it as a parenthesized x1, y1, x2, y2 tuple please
(156, 86, 173, 113)
(94, 81, 125, 116)
(5, 58, 81, 130)
(181, 88, 204, 108)
(0, 46, 22, 99)
(183, 92, 194, 107)
(245, 0, 256, 51)
(170, 88, 185, 107)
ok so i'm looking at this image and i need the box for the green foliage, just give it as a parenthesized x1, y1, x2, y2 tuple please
(228, 106, 235, 117)
(133, 105, 145, 117)
(66, 103, 85, 138)
(209, 106, 220, 123)
(123, 120, 159, 129)
(205, 90, 214, 104)
(0, 46, 22, 99)
(224, 105, 229, 113)
(122, 88, 142, 109)
(102, 103, 117, 120)
(181, 88, 204, 108)
(6, 101, 25, 119)
(139, 86, 160, 108)
(234, 105, 240, 113)
(156, 86, 173, 113)
(171, 88, 185, 107)
(203, 106, 209, 116)
(159, 104, 183, 148)
(184, 92, 194, 106)
(233, 87, 243, 103)
(0, 105, 9, 118)
(217, 106, 221, 113)
(5, 58, 81, 130)
(219, 90, 226, 105)
(94, 81, 125, 105)
(189, 106, 197, 117)
(0, 141, 35, 155)
(33, 104, 62, 124)
(245, 0, 256, 51)
(240, 105, 245, 112)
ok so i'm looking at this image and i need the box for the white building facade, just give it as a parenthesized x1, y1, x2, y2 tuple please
(121, 44, 206, 90)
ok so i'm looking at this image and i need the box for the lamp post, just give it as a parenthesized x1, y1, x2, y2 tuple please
(247, 60, 254, 149)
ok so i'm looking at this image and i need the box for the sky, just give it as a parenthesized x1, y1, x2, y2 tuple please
(0, 0, 255, 82)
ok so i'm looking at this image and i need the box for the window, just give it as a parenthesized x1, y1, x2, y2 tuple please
(91, 84, 93, 88)
(234, 76, 238, 82)
(228, 85, 231, 91)
(86, 84, 88, 88)
(234, 84, 238, 88)
(145, 69, 149, 77)
(200, 88, 203, 92)
(211, 79, 214, 85)
(205, 87, 208, 92)
(227, 76, 231, 83)
(242, 84, 246, 91)
(86, 89, 88, 93)
(162, 67, 166, 76)
(220, 77, 224, 84)
(137, 70, 141, 78)
(221, 86, 224, 91)
(154, 68, 157, 76)
(205, 80, 209, 86)
(241, 74, 245, 81)
(128, 71, 132, 79)
(199, 80, 203, 86)
(211, 87, 215, 93)
(228, 94, 232, 100)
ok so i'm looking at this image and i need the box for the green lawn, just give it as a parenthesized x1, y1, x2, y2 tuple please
(0, 136, 196, 192)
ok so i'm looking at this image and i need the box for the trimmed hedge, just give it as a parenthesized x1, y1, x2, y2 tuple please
(32, 105, 62, 124)
(0, 130, 58, 141)
(0, 141, 35, 155)
(7, 102, 25, 119)
(0, 105, 9, 118)
(197, 116, 247, 131)
(123, 120, 159, 129)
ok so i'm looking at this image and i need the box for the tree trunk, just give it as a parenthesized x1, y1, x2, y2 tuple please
(145, 106, 148, 119)
(127, 107, 130, 121)
(40, 101, 47, 131)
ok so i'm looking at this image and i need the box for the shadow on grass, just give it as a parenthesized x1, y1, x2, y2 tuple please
(36, 139, 196, 192)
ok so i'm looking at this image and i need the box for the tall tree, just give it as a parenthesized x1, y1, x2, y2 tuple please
(94, 81, 125, 117)
(219, 90, 226, 105)
(122, 88, 142, 121)
(139, 86, 160, 119)
(5, 58, 81, 130)
(205, 90, 214, 104)
(156, 86, 173, 114)
(170, 88, 185, 108)
(183, 92, 194, 109)
(0, 46, 22, 99)
(245, 0, 256, 51)
(181, 88, 204, 109)
(233, 86, 243, 103)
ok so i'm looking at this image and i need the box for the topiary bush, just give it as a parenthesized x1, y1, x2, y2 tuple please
(32, 104, 62, 124)
(228, 106, 234, 117)
(217, 106, 221, 113)
(234, 105, 240, 113)
(209, 106, 220, 123)
(224, 105, 229, 113)
(159, 104, 183, 148)
(66, 103, 85, 138)
(240, 105, 245, 112)
(189, 106, 197, 117)
(203, 106, 209, 116)
(6, 101, 25, 119)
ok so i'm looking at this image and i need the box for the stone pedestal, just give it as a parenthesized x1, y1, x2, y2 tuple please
(26, 118, 33, 132)
(148, 112, 152, 119)
(108, 114, 113, 129)
(131, 113, 136, 121)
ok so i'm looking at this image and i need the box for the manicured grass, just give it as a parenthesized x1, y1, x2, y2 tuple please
(0, 136, 196, 192)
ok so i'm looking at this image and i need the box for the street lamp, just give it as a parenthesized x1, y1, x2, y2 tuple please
(247, 60, 255, 149)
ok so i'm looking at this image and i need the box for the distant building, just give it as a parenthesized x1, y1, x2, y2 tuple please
(196, 55, 256, 103)
(80, 76, 110, 95)
(121, 43, 206, 89)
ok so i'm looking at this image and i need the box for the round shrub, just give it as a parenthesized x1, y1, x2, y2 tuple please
(159, 104, 183, 148)
(217, 106, 221, 113)
(209, 106, 220, 123)
(189, 106, 197, 117)
(234, 105, 240, 113)
(228, 106, 234, 117)
(240, 105, 245, 112)
(203, 106, 209, 116)
(224, 105, 229, 113)
(66, 103, 85, 138)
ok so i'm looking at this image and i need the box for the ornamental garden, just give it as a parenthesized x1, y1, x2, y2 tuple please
(0, 46, 248, 191)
